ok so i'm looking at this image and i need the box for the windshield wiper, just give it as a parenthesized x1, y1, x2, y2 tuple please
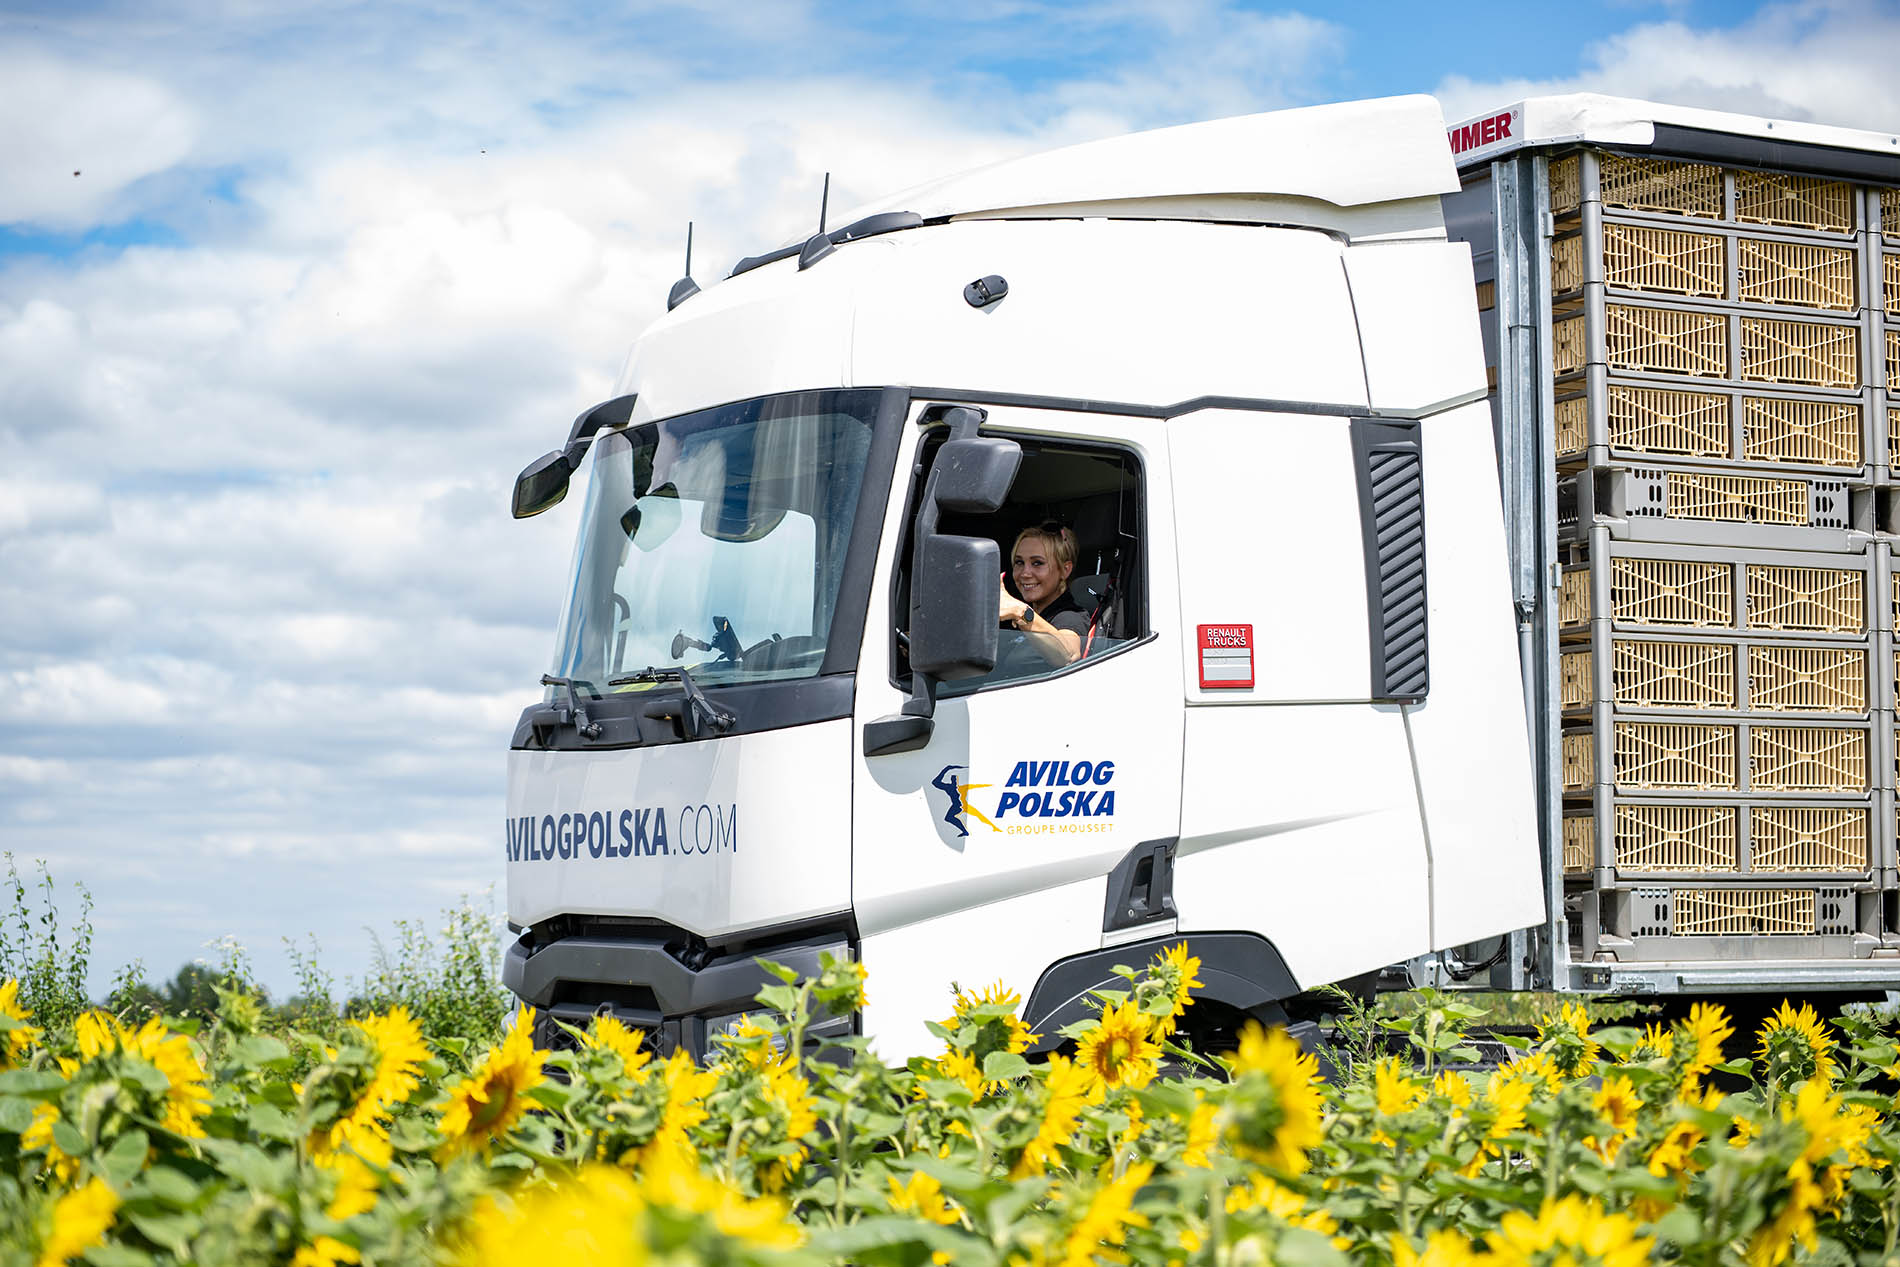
(608, 664, 737, 736)
(539, 675, 603, 739)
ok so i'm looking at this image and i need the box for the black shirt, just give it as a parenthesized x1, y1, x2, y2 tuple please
(991, 591, 1090, 681)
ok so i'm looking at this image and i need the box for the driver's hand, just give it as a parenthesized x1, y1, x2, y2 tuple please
(999, 573, 1028, 625)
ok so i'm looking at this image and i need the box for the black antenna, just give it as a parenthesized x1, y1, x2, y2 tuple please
(799, 173, 838, 271)
(819, 173, 830, 234)
(667, 221, 700, 311)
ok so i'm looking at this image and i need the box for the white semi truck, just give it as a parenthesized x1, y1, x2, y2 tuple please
(503, 94, 1900, 1061)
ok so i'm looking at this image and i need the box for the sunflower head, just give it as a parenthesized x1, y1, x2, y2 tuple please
(932, 981, 1038, 1098)
(1492, 1195, 1653, 1267)
(1222, 1022, 1324, 1175)
(1075, 1001, 1161, 1093)
(1535, 1000, 1600, 1077)
(1673, 1003, 1734, 1092)
(1756, 1001, 1836, 1090)
(1146, 943, 1204, 1038)
(1009, 1052, 1093, 1179)
(583, 1014, 654, 1081)
(1373, 1056, 1426, 1117)
(0, 979, 41, 1068)
(436, 1007, 545, 1158)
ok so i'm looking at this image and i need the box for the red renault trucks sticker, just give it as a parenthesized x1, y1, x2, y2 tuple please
(1196, 624, 1254, 689)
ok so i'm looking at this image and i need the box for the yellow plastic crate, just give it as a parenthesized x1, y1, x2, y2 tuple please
(1664, 471, 1806, 525)
(1560, 567, 1592, 627)
(1561, 649, 1591, 708)
(1733, 171, 1854, 234)
(1613, 721, 1737, 789)
(1889, 406, 1899, 469)
(1737, 237, 1857, 311)
(1885, 190, 1900, 239)
(1612, 557, 1732, 627)
(1475, 279, 1496, 311)
(1563, 731, 1595, 792)
(1604, 222, 1725, 297)
(1612, 639, 1735, 709)
(1555, 395, 1587, 457)
(1888, 330, 1899, 390)
(1750, 726, 1867, 791)
(1751, 807, 1868, 872)
(1747, 645, 1866, 713)
(1672, 888, 1815, 935)
(1550, 154, 1580, 217)
(1607, 384, 1728, 456)
(1614, 803, 1737, 872)
(1606, 304, 1727, 377)
(1554, 313, 1586, 376)
(1552, 235, 1583, 293)
(1745, 565, 1863, 632)
(1740, 396, 1860, 467)
(1563, 814, 1594, 874)
(1598, 153, 1723, 219)
(1885, 253, 1898, 314)
(1739, 316, 1859, 388)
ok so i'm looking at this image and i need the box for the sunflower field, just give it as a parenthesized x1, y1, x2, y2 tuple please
(1, 948, 1898, 1267)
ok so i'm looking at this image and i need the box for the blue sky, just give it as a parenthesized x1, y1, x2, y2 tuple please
(2, 0, 1896, 998)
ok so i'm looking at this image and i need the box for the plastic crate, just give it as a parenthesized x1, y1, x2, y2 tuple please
(1738, 317, 1859, 388)
(1552, 234, 1583, 294)
(1672, 887, 1815, 935)
(1560, 566, 1592, 627)
(1890, 406, 1899, 469)
(1750, 725, 1867, 791)
(1736, 237, 1857, 311)
(1598, 153, 1722, 220)
(1733, 172, 1854, 234)
(1751, 807, 1868, 872)
(1614, 803, 1737, 872)
(1475, 279, 1496, 311)
(1885, 253, 1898, 314)
(1555, 394, 1588, 457)
(1746, 645, 1867, 713)
(1605, 304, 1728, 378)
(1884, 190, 1900, 240)
(1613, 721, 1737, 789)
(1888, 330, 1899, 390)
(1560, 649, 1591, 708)
(1611, 639, 1736, 709)
(1604, 222, 1725, 297)
(1554, 313, 1587, 376)
(1550, 154, 1581, 217)
(1611, 557, 1732, 627)
(1746, 564, 1863, 632)
(1563, 730, 1595, 792)
(1563, 813, 1594, 873)
(1607, 384, 1728, 456)
(1664, 470, 1807, 525)
(1740, 396, 1860, 467)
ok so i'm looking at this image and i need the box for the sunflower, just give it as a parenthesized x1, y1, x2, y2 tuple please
(24, 1104, 78, 1186)
(1012, 1052, 1093, 1179)
(316, 1008, 429, 1158)
(887, 1171, 960, 1226)
(1677, 1002, 1734, 1091)
(1223, 1022, 1324, 1176)
(1633, 1022, 1675, 1063)
(1391, 1228, 1483, 1267)
(1225, 1174, 1347, 1247)
(1586, 1074, 1644, 1162)
(437, 1008, 545, 1158)
(1180, 1094, 1218, 1168)
(1375, 1056, 1426, 1116)
(289, 1237, 360, 1267)
(1462, 1071, 1533, 1178)
(1496, 1050, 1563, 1096)
(1487, 1195, 1653, 1267)
(0, 979, 41, 1068)
(755, 1057, 819, 1192)
(36, 1176, 119, 1267)
(75, 1014, 211, 1139)
(1076, 1001, 1160, 1093)
(639, 1142, 803, 1248)
(1150, 943, 1203, 1038)
(1059, 1160, 1152, 1267)
(1434, 1070, 1472, 1113)
(1755, 1001, 1836, 1088)
(583, 1015, 654, 1080)
(455, 1165, 647, 1267)
(628, 1050, 717, 1169)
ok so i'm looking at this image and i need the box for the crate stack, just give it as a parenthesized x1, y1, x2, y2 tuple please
(1545, 149, 1895, 961)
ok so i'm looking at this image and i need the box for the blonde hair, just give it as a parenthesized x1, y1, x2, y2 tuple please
(1012, 524, 1078, 575)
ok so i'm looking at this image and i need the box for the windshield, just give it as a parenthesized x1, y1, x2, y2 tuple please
(550, 390, 879, 693)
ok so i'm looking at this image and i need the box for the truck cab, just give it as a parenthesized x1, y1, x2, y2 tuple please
(502, 95, 1547, 1060)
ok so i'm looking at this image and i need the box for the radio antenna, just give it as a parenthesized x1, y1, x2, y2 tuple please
(666, 221, 701, 311)
(819, 173, 829, 234)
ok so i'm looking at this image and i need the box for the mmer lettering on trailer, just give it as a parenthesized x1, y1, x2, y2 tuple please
(1447, 110, 1514, 156)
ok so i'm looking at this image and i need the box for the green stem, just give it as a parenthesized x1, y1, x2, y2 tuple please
(831, 1099, 849, 1227)
(1543, 1120, 1563, 1208)
(1397, 1141, 1416, 1240)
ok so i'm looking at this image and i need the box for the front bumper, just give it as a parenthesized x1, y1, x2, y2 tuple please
(503, 928, 854, 1060)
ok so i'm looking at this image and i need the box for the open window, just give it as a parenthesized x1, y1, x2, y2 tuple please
(893, 430, 1145, 693)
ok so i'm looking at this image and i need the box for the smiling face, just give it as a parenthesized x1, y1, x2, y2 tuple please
(1012, 529, 1075, 612)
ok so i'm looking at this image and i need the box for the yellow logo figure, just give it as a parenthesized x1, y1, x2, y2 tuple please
(958, 782, 1000, 833)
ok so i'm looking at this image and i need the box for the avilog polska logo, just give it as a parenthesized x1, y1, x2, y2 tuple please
(932, 760, 1117, 838)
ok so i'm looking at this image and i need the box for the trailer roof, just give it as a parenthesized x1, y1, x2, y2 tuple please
(834, 94, 1459, 239)
(1448, 93, 1900, 183)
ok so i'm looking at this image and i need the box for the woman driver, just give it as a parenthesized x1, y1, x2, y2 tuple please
(996, 522, 1087, 672)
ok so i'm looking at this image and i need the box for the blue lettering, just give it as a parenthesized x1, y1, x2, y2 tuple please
(632, 809, 650, 853)
(1037, 793, 1056, 818)
(1032, 761, 1054, 786)
(618, 810, 633, 857)
(1057, 790, 1076, 817)
(652, 808, 669, 855)
(1093, 761, 1115, 786)
(1020, 792, 1043, 816)
(1097, 790, 1115, 815)
(1054, 761, 1071, 786)
(717, 804, 738, 853)
(1075, 791, 1097, 816)
(505, 819, 519, 862)
(1071, 761, 1093, 785)
(996, 791, 1020, 816)
(587, 812, 604, 859)
(1005, 762, 1031, 788)
(539, 815, 555, 861)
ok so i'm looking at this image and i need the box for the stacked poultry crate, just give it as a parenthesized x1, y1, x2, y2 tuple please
(1550, 151, 1895, 961)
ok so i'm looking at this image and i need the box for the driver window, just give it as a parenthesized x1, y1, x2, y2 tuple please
(894, 435, 1144, 691)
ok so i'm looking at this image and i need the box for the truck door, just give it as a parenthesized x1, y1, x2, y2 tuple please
(851, 403, 1184, 1056)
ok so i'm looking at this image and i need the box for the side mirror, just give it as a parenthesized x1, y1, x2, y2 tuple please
(932, 438, 1022, 513)
(910, 535, 1000, 679)
(513, 451, 572, 519)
